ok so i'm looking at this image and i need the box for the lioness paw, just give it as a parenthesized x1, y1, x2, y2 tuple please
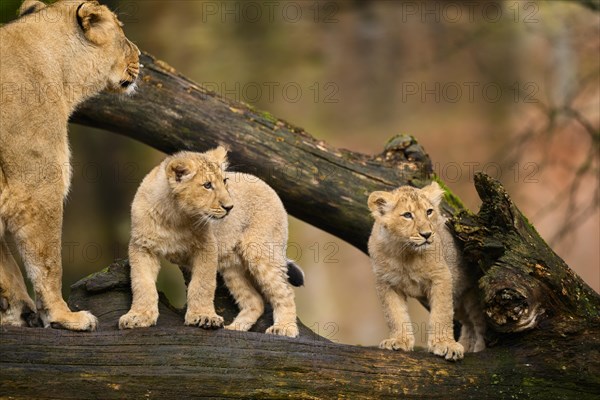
(379, 337, 414, 352)
(119, 310, 158, 330)
(428, 340, 464, 361)
(185, 313, 224, 329)
(266, 323, 299, 338)
(0, 295, 40, 327)
(50, 310, 98, 331)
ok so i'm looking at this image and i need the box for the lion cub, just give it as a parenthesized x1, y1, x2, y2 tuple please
(368, 182, 486, 361)
(119, 147, 303, 337)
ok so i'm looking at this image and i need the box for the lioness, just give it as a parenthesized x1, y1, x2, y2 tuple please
(368, 182, 486, 361)
(0, 0, 140, 330)
(119, 147, 303, 337)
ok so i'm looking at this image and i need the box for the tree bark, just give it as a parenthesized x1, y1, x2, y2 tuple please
(1, 52, 598, 399)
(452, 174, 600, 338)
(1, 248, 598, 399)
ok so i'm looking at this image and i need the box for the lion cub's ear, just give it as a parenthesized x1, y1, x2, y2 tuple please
(76, 1, 114, 45)
(421, 181, 445, 207)
(18, 0, 46, 17)
(205, 146, 229, 171)
(368, 191, 394, 217)
(166, 158, 196, 184)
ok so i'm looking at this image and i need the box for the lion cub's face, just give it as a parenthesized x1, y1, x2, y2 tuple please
(165, 147, 234, 221)
(368, 182, 445, 250)
(21, 1, 141, 94)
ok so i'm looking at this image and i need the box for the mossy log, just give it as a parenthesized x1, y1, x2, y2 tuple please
(1, 243, 598, 399)
(1, 52, 598, 399)
(452, 174, 600, 338)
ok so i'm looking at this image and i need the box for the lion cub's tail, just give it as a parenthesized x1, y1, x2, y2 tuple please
(286, 260, 305, 287)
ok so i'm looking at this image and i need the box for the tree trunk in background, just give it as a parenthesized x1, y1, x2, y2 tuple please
(1, 52, 597, 399)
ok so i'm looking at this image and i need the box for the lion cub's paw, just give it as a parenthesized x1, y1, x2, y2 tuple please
(50, 310, 98, 331)
(379, 337, 414, 352)
(185, 313, 224, 329)
(225, 321, 254, 332)
(428, 340, 464, 361)
(119, 310, 158, 330)
(472, 339, 486, 353)
(266, 323, 299, 338)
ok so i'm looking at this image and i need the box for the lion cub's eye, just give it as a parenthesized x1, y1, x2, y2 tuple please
(402, 212, 413, 219)
(427, 209, 434, 216)
(203, 182, 213, 190)
(223, 178, 229, 185)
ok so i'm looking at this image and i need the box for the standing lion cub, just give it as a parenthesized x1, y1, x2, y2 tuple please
(0, 0, 139, 330)
(119, 147, 303, 337)
(368, 182, 486, 361)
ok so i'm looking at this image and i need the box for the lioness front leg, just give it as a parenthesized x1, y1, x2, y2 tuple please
(119, 245, 161, 329)
(428, 277, 464, 361)
(12, 200, 97, 331)
(376, 282, 415, 352)
(0, 239, 37, 327)
(184, 246, 223, 329)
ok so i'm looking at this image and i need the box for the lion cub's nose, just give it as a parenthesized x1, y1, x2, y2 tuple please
(222, 204, 234, 214)
(420, 231, 432, 240)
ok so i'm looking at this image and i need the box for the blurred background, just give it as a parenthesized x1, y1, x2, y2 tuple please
(1, 0, 598, 346)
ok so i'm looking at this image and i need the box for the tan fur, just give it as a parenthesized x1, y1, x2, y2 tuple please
(0, 0, 140, 330)
(119, 147, 300, 337)
(368, 182, 486, 361)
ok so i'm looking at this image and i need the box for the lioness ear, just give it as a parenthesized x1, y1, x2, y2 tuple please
(166, 158, 196, 184)
(18, 0, 46, 17)
(206, 146, 229, 171)
(368, 191, 393, 217)
(421, 181, 445, 207)
(76, 1, 113, 45)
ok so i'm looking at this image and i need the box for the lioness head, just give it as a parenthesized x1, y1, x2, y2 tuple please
(165, 147, 234, 221)
(19, 0, 140, 94)
(368, 182, 445, 249)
